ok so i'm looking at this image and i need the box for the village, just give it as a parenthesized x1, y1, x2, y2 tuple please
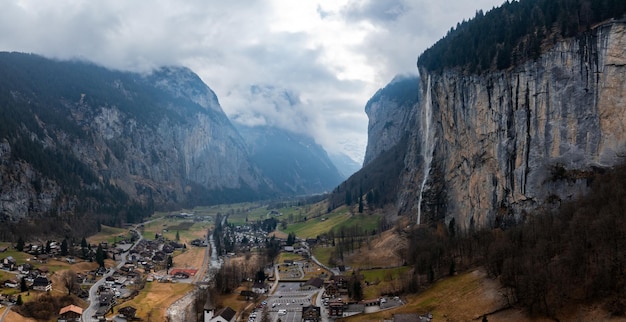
(0, 209, 421, 322)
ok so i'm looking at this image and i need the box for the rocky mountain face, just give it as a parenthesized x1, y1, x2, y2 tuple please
(397, 21, 626, 229)
(0, 53, 269, 228)
(237, 125, 343, 195)
(363, 75, 419, 166)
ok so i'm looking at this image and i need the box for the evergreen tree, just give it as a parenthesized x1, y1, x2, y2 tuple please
(16, 294, 23, 306)
(95, 244, 106, 267)
(60, 239, 68, 256)
(20, 277, 28, 292)
(176, 231, 180, 241)
(16, 237, 24, 252)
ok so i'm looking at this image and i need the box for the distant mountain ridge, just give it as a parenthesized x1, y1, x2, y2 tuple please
(0, 52, 341, 237)
(236, 125, 343, 195)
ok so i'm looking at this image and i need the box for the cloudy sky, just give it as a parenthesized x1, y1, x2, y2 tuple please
(0, 0, 504, 163)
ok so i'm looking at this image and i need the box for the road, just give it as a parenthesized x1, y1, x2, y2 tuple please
(0, 304, 11, 322)
(82, 223, 146, 322)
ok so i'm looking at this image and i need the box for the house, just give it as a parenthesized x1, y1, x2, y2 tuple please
(118, 306, 137, 319)
(301, 277, 324, 290)
(328, 300, 346, 317)
(251, 282, 268, 294)
(329, 275, 349, 288)
(2, 256, 16, 270)
(239, 290, 255, 300)
(301, 305, 321, 322)
(99, 291, 114, 307)
(32, 276, 52, 292)
(3, 279, 18, 288)
(58, 304, 83, 322)
(105, 276, 115, 286)
(209, 306, 236, 322)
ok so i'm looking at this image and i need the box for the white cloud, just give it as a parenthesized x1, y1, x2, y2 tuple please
(0, 0, 504, 163)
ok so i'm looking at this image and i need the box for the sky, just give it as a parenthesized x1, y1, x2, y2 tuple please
(0, 0, 504, 163)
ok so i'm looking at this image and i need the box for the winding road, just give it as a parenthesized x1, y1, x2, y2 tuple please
(82, 223, 146, 322)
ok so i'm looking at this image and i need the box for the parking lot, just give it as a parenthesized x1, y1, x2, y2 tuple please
(248, 282, 319, 322)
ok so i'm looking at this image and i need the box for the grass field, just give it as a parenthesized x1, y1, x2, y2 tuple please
(87, 225, 129, 245)
(119, 281, 193, 321)
(311, 246, 334, 267)
(340, 269, 506, 322)
(282, 208, 382, 239)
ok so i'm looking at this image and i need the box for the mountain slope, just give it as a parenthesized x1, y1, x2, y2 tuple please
(237, 125, 343, 195)
(0, 52, 270, 235)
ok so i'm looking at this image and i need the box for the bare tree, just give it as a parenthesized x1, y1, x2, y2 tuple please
(61, 270, 79, 295)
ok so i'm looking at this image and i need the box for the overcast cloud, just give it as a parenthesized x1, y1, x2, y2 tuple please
(0, 0, 504, 163)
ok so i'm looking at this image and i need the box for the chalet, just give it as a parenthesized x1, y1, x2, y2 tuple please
(2, 256, 16, 270)
(301, 305, 321, 322)
(0, 246, 7, 252)
(32, 276, 52, 292)
(239, 290, 255, 300)
(328, 300, 346, 317)
(105, 276, 116, 287)
(118, 306, 137, 320)
(99, 291, 114, 307)
(329, 275, 349, 288)
(191, 239, 208, 247)
(18, 263, 34, 274)
(173, 271, 190, 279)
(323, 283, 339, 297)
(301, 277, 324, 290)
(252, 282, 268, 294)
(58, 304, 83, 322)
(208, 306, 236, 322)
(3, 279, 18, 288)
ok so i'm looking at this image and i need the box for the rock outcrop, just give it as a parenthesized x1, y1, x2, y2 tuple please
(363, 75, 419, 166)
(399, 21, 626, 229)
(0, 53, 268, 224)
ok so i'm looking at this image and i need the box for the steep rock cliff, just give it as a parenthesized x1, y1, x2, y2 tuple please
(402, 22, 626, 229)
(0, 53, 268, 225)
(363, 75, 419, 166)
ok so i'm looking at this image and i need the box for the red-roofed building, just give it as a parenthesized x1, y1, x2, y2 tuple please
(58, 304, 83, 322)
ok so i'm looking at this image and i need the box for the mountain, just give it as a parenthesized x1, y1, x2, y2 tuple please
(0, 52, 271, 236)
(356, 1, 626, 230)
(236, 125, 343, 195)
(328, 152, 361, 179)
(363, 75, 419, 166)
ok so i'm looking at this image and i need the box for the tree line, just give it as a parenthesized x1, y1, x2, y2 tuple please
(400, 163, 626, 317)
(418, 0, 626, 74)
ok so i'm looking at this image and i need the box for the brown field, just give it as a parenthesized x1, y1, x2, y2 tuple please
(3, 309, 37, 322)
(339, 269, 507, 322)
(345, 228, 407, 269)
(120, 281, 193, 321)
(172, 247, 205, 269)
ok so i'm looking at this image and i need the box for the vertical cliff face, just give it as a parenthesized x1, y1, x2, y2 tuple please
(0, 54, 269, 224)
(403, 22, 626, 229)
(363, 75, 419, 166)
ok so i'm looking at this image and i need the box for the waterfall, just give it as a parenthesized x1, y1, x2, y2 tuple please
(417, 75, 435, 225)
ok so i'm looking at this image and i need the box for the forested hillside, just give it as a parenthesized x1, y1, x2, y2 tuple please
(419, 0, 626, 73)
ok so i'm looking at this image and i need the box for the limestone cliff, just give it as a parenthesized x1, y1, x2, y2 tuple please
(401, 22, 626, 229)
(363, 75, 419, 166)
(0, 53, 269, 226)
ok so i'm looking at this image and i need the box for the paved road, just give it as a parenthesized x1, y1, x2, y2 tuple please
(0, 304, 11, 322)
(83, 223, 146, 321)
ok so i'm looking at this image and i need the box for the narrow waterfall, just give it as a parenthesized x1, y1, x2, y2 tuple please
(417, 76, 435, 225)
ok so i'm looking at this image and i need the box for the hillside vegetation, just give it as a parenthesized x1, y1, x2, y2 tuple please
(419, 0, 626, 73)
